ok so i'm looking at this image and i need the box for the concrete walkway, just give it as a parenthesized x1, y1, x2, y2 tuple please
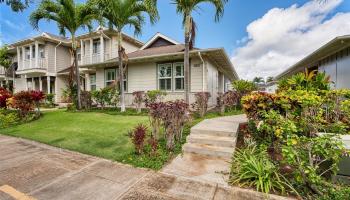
(162, 115, 247, 186)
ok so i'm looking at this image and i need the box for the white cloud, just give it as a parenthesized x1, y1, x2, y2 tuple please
(1, 19, 26, 32)
(232, 0, 350, 80)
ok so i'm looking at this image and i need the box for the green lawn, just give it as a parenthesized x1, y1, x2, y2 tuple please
(0, 110, 148, 162)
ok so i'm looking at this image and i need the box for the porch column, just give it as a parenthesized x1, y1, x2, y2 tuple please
(89, 38, 93, 64)
(16, 47, 21, 70)
(21, 47, 25, 69)
(80, 40, 84, 64)
(31, 77, 35, 90)
(39, 76, 43, 91)
(85, 74, 90, 91)
(47, 76, 51, 94)
(100, 35, 104, 62)
(35, 41, 39, 68)
(222, 75, 225, 93)
(29, 45, 33, 68)
(25, 77, 28, 91)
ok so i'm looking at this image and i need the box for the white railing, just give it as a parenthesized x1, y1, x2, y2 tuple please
(80, 52, 111, 65)
(19, 58, 47, 70)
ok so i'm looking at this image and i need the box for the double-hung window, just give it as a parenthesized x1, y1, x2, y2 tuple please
(158, 63, 172, 91)
(174, 63, 184, 90)
(93, 39, 100, 54)
(105, 69, 116, 86)
(90, 74, 96, 91)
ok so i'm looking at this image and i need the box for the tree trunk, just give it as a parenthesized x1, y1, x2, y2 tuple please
(72, 35, 81, 110)
(117, 31, 126, 112)
(184, 15, 191, 105)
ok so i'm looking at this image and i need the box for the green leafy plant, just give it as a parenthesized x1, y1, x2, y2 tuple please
(230, 140, 297, 195)
(0, 109, 19, 128)
(145, 90, 166, 103)
(46, 93, 55, 106)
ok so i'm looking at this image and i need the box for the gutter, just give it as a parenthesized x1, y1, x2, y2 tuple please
(198, 52, 205, 92)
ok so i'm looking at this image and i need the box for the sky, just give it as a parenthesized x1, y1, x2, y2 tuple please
(0, 0, 350, 80)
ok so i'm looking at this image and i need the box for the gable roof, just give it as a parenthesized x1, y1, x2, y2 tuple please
(140, 33, 180, 50)
(10, 32, 71, 47)
(276, 35, 350, 80)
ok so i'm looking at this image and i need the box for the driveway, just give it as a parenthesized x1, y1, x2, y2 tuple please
(0, 135, 287, 200)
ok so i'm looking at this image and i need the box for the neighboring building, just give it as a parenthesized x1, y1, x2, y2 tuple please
(276, 35, 350, 89)
(264, 81, 278, 93)
(2, 28, 238, 106)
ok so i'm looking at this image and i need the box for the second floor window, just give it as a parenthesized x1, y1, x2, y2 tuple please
(39, 48, 45, 58)
(25, 48, 30, 60)
(93, 39, 100, 54)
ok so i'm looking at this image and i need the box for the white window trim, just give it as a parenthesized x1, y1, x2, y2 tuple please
(158, 63, 173, 91)
(173, 62, 184, 91)
(105, 68, 116, 86)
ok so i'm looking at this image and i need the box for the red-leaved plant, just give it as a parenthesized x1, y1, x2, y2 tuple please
(192, 92, 211, 117)
(217, 91, 240, 114)
(12, 91, 35, 117)
(128, 124, 148, 155)
(0, 87, 12, 109)
(132, 91, 144, 113)
(148, 136, 158, 156)
(30, 90, 45, 114)
(145, 101, 164, 139)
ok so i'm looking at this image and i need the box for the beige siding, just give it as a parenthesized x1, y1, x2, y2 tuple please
(55, 76, 68, 102)
(56, 45, 71, 72)
(190, 57, 205, 92)
(127, 62, 157, 93)
(110, 36, 140, 58)
(206, 60, 219, 106)
(45, 43, 55, 73)
(96, 68, 105, 89)
(14, 76, 26, 92)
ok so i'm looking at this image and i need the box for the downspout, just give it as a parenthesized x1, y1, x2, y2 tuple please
(198, 52, 205, 92)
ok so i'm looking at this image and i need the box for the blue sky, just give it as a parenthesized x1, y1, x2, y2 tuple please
(1, 0, 349, 79)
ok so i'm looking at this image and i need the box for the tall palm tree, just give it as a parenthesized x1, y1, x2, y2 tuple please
(253, 76, 265, 85)
(89, 0, 158, 112)
(30, 0, 98, 109)
(173, 0, 228, 104)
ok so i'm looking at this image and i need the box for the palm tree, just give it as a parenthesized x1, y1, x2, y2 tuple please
(252, 76, 265, 85)
(89, 0, 158, 112)
(172, 0, 228, 104)
(30, 0, 98, 110)
(266, 76, 274, 83)
(0, 45, 12, 89)
(0, 0, 31, 12)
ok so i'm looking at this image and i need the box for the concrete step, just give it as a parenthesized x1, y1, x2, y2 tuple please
(190, 120, 239, 137)
(187, 134, 236, 148)
(183, 143, 234, 160)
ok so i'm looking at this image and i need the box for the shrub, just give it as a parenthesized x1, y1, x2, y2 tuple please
(133, 91, 144, 113)
(318, 187, 350, 200)
(232, 79, 258, 101)
(128, 124, 148, 155)
(230, 140, 296, 195)
(145, 90, 166, 103)
(81, 91, 92, 110)
(192, 92, 211, 117)
(0, 109, 18, 128)
(161, 100, 189, 151)
(145, 101, 164, 139)
(148, 136, 158, 156)
(30, 90, 45, 114)
(46, 93, 55, 106)
(0, 87, 12, 108)
(11, 91, 35, 117)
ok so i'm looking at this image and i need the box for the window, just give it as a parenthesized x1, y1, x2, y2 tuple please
(39, 48, 45, 58)
(32, 46, 35, 58)
(123, 71, 127, 92)
(90, 74, 96, 91)
(93, 39, 100, 54)
(25, 47, 30, 60)
(158, 63, 172, 90)
(174, 63, 184, 90)
(105, 69, 116, 86)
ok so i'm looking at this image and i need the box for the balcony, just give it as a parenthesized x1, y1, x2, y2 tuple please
(79, 53, 111, 66)
(17, 58, 48, 75)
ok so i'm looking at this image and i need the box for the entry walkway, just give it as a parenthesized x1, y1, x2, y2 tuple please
(162, 115, 247, 185)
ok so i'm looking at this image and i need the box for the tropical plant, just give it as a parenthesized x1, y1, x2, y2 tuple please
(46, 93, 55, 106)
(172, 0, 228, 104)
(11, 91, 35, 117)
(252, 76, 265, 85)
(30, 0, 99, 110)
(0, 109, 18, 128)
(217, 91, 239, 115)
(30, 90, 45, 115)
(145, 101, 163, 140)
(80, 91, 92, 110)
(0, 87, 12, 108)
(192, 92, 210, 117)
(230, 140, 297, 195)
(266, 76, 274, 83)
(128, 124, 148, 154)
(0, 0, 31, 12)
(90, 0, 159, 112)
(0, 45, 13, 88)
(145, 90, 166, 103)
(133, 91, 144, 113)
